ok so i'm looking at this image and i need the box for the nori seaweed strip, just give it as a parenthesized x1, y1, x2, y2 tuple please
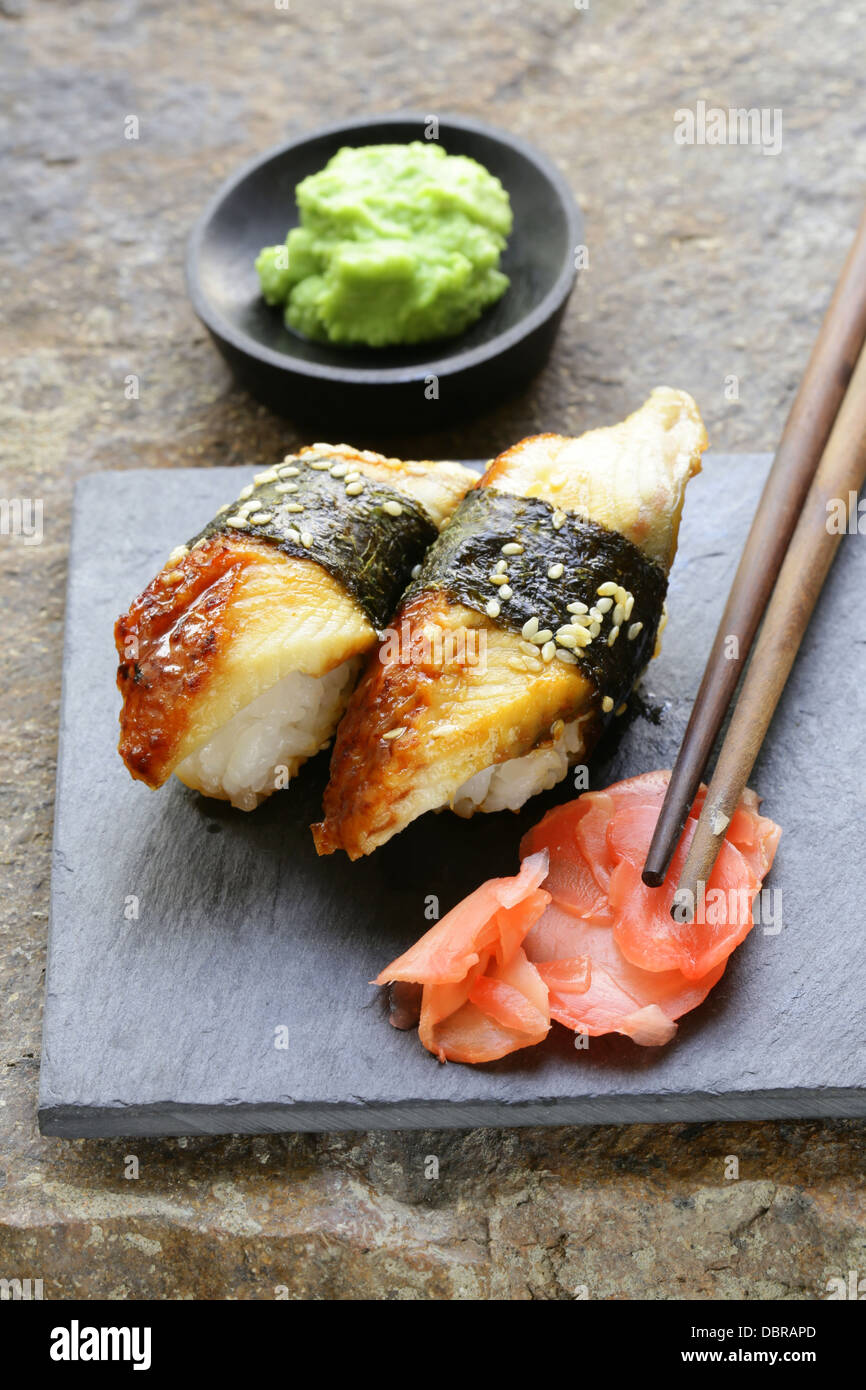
(404, 488, 667, 712)
(190, 456, 438, 630)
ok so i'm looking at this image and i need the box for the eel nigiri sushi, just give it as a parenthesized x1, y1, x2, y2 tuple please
(313, 390, 708, 857)
(115, 445, 475, 809)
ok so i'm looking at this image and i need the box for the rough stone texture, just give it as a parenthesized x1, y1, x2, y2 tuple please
(1, 0, 865, 1299)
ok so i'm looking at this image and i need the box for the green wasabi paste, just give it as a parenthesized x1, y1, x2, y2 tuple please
(255, 142, 513, 348)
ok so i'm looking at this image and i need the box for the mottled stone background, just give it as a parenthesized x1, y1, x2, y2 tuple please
(1, 0, 864, 1299)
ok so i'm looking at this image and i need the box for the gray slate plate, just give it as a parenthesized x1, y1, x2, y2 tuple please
(39, 456, 866, 1136)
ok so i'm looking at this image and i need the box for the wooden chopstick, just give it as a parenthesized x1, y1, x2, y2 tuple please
(673, 339, 866, 918)
(642, 206, 866, 888)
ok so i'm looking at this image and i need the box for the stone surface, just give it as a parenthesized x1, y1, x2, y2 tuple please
(2, 0, 865, 1299)
(39, 457, 866, 1137)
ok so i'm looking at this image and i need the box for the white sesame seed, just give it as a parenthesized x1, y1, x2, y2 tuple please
(571, 612, 593, 627)
(614, 585, 627, 605)
(613, 603, 625, 627)
(345, 481, 364, 496)
(552, 510, 567, 530)
(555, 624, 576, 638)
(602, 695, 614, 713)
(279, 465, 300, 478)
(225, 515, 249, 529)
(531, 629, 553, 645)
(275, 481, 298, 494)
(490, 573, 508, 585)
(308, 457, 332, 470)
(167, 545, 188, 566)
(216, 503, 230, 515)
(411, 563, 422, 579)
(597, 581, 618, 597)
(567, 601, 588, 615)
(494, 559, 508, 574)
(556, 631, 578, 648)
(485, 599, 501, 618)
(382, 500, 403, 517)
(624, 593, 635, 620)
(627, 621, 643, 640)
(249, 511, 273, 524)
(383, 726, 406, 740)
(300, 531, 313, 547)
(541, 641, 556, 662)
(607, 624, 620, 646)
(555, 648, 578, 665)
(238, 484, 255, 500)
(521, 617, 539, 639)
(287, 527, 301, 543)
(595, 597, 613, 614)
(344, 470, 361, 483)
(501, 542, 523, 555)
(589, 621, 601, 638)
(572, 627, 592, 648)
(254, 468, 279, 485)
(589, 606, 603, 622)
(499, 585, 513, 600)
(284, 502, 304, 513)
(330, 462, 349, 477)
(547, 562, 564, 579)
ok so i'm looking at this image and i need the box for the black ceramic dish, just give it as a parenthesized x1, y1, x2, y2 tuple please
(187, 113, 582, 432)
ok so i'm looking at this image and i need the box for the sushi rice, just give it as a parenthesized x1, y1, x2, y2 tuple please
(175, 659, 361, 812)
(448, 714, 593, 816)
